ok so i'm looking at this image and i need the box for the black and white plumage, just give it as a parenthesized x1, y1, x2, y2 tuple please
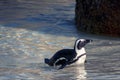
(44, 39, 92, 69)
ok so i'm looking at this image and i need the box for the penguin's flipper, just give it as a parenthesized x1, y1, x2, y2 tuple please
(58, 63, 67, 69)
(54, 57, 68, 69)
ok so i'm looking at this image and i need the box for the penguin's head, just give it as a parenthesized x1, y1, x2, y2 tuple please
(74, 39, 92, 50)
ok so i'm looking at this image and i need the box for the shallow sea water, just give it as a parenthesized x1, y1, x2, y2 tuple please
(0, 0, 120, 80)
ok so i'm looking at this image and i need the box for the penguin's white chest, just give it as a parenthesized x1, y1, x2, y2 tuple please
(75, 48, 86, 64)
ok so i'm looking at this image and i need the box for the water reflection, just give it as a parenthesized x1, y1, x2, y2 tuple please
(75, 66, 87, 80)
(46, 65, 87, 80)
(69, 65, 87, 80)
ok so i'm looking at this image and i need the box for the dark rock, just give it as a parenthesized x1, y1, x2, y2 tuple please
(75, 0, 120, 37)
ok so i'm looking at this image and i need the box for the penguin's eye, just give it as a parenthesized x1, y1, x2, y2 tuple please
(77, 41, 86, 49)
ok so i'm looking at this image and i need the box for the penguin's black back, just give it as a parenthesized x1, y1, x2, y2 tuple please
(48, 49, 76, 66)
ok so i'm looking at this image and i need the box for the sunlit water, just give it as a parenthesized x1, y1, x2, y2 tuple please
(0, 0, 120, 80)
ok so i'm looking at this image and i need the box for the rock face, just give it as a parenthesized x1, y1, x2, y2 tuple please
(75, 0, 120, 36)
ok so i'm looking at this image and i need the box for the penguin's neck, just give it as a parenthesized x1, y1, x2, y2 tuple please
(75, 47, 86, 64)
(75, 47, 86, 58)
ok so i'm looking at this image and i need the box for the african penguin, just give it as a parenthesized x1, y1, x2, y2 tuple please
(44, 39, 92, 69)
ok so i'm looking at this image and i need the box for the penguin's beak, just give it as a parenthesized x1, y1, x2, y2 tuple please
(86, 39, 93, 43)
(90, 39, 93, 43)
